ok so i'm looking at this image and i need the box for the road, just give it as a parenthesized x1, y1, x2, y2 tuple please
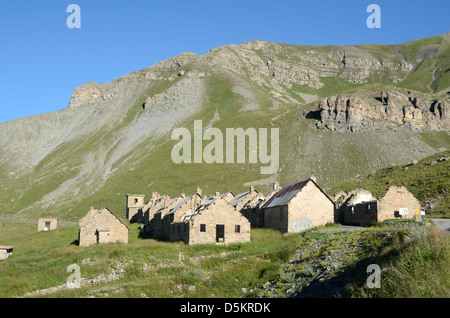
(430, 218, 450, 233)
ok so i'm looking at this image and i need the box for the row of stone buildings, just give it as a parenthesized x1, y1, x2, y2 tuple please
(129, 177, 337, 245)
(74, 177, 421, 247)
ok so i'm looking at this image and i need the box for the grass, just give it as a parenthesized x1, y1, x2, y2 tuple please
(0, 220, 303, 298)
(342, 228, 450, 298)
(1, 216, 447, 298)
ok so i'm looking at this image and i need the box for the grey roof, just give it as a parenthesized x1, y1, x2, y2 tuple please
(167, 193, 201, 215)
(229, 191, 251, 207)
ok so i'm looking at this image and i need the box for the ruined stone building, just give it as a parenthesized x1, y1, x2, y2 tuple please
(335, 186, 421, 225)
(156, 189, 203, 239)
(240, 182, 283, 227)
(170, 194, 251, 245)
(230, 186, 265, 227)
(262, 178, 335, 233)
(139, 188, 250, 245)
(125, 194, 145, 222)
(335, 189, 378, 225)
(140, 195, 181, 236)
(37, 217, 58, 232)
(78, 207, 129, 246)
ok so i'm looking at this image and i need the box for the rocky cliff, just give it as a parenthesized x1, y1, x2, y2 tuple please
(315, 89, 449, 132)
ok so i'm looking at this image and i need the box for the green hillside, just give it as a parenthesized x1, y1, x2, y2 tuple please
(0, 33, 448, 224)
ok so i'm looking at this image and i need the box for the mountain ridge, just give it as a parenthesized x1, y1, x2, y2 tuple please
(0, 33, 448, 221)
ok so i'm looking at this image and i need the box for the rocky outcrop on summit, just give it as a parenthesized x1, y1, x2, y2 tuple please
(315, 90, 449, 132)
(68, 81, 114, 108)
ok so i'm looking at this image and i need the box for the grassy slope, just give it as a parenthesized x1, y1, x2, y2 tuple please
(2, 219, 447, 298)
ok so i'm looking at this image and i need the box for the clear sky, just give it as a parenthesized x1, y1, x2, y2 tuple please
(0, 0, 448, 123)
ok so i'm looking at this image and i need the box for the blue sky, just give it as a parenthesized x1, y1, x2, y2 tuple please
(0, 0, 448, 123)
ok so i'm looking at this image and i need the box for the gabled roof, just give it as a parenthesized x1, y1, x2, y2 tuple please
(81, 207, 130, 230)
(229, 191, 253, 207)
(261, 179, 334, 209)
(167, 193, 202, 215)
(103, 208, 130, 230)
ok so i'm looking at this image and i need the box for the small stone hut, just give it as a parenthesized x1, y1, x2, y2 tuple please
(0, 246, 14, 260)
(262, 178, 335, 233)
(78, 207, 129, 247)
(37, 218, 58, 232)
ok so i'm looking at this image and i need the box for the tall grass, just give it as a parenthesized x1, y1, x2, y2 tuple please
(343, 229, 450, 298)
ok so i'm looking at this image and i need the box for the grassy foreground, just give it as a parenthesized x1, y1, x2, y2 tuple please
(0, 218, 448, 298)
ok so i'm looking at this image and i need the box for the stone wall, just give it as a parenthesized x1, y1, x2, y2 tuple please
(377, 186, 421, 221)
(126, 194, 145, 221)
(287, 182, 334, 233)
(180, 199, 250, 245)
(342, 201, 378, 225)
(263, 206, 289, 233)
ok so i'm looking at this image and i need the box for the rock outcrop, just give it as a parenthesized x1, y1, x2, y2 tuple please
(69, 81, 113, 108)
(315, 90, 449, 132)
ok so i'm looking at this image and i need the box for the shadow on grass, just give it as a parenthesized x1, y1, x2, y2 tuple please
(292, 241, 402, 298)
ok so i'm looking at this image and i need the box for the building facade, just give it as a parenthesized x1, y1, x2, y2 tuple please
(262, 178, 335, 233)
(78, 207, 129, 246)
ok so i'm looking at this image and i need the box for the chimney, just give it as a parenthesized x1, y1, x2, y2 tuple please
(181, 193, 186, 198)
(309, 174, 317, 183)
(196, 187, 202, 196)
(215, 191, 220, 197)
(250, 186, 255, 193)
(273, 182, 279, 190)
(164, 196, 169, 207)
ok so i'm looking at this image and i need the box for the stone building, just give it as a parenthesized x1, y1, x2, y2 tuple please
(230, 186, 265, 227)
(171, 195, 251, 245)
(336, 189, 378, 225)
(78, 207, 129, 246)
(0, 246, 14, 260)
(141, 195, 181, 236)
(336, 186, 421, 225)
(37, 217, 58, 232)
(159, 190, 203, 239)
(377, 186, 421, 221)
(125, 194, 145, 222)
(262, 178, 335, 233)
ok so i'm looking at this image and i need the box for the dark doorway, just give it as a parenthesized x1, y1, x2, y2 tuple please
(216, 224, 225, 242)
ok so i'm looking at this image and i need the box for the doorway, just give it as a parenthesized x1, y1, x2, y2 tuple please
(216, 224, 225, 242)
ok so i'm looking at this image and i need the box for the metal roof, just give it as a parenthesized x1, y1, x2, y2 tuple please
(229, 191, 251, 207)
(261, 180, 310, 209)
